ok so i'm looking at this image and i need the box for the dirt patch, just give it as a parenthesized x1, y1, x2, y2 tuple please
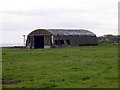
(1, 81, 21, 85)
(63, 56, 69, 58)
(72, 60, 81, 62)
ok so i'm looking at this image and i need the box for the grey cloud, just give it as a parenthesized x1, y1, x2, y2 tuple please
(2, 8, 99, 17)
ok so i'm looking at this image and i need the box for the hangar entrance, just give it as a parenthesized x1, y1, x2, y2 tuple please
(34, 36, 44, 48)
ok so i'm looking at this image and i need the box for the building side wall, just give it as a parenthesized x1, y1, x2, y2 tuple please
(53, 35, 98, 46)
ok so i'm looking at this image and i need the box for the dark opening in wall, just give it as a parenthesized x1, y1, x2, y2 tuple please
(34, 36, 44, 48)
(66, 40, 71, 45)
(60, 40, 64, 44)
(55, 40, 64, 45)
(55, 40, 58, 45)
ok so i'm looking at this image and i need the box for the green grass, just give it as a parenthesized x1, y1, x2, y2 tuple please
(2, 43, 118, 88)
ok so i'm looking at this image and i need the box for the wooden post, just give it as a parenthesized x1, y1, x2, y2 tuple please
(23, 35, 26, 46)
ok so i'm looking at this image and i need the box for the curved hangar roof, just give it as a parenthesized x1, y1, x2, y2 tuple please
(28, 29, 96, 36)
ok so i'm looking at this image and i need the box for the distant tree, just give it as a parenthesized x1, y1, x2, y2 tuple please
(97, 34, 120, 44)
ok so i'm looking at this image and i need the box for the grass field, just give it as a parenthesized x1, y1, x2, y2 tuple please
(2, 43, 118, 88)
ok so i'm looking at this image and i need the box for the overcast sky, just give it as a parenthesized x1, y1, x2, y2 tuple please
(0, 0, 119, 46)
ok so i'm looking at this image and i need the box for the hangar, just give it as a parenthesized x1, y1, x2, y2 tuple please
(26, 29, 98, 49)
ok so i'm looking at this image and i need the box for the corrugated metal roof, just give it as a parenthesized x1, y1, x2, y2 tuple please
(29, 29, 96, 36)
(46, 29, 96, 36)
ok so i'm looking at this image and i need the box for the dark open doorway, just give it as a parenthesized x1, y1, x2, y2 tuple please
(34, 36, 44, 48)
(66, 40, 71, 45)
